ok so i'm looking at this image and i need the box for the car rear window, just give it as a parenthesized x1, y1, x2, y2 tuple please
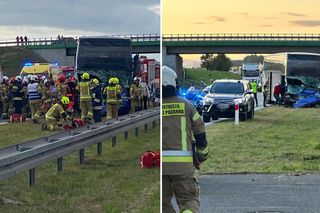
(210, 82, 244, 94)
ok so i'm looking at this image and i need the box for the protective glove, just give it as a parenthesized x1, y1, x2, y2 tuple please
(196, 146, 209, 163)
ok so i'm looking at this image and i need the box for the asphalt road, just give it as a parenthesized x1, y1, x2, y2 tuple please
(200, 173, 320, 213)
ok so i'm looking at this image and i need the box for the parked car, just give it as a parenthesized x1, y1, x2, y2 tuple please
(202, 79, 255, 122)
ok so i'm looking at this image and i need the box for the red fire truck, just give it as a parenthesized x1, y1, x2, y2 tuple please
(137, 56, 160, 85)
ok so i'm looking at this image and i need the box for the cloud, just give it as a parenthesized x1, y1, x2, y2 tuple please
(259, 24, 274, 28)
(285, 12, 306, 17)
(291, 20, 320, 27)
(207, 16, 226, 22)
(193, 22, 206, 25)
(147, 4, 160, 16)
(0, 0, 160, 40)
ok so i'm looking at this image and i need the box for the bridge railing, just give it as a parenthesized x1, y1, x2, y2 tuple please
(0, 34, 160, 47)
(163, 34, 320, 41)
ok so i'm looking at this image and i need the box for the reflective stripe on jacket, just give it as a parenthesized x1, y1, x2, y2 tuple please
(79, 81, 91, 101)
(162, 95, 205, 175)
(45, 103, 65, 120)
(105, 86, 118, 104)
(28, 83, 41, 100)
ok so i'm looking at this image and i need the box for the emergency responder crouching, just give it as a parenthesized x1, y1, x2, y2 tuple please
(78, 72, 93, 123)
(91, 78, 102, 122)
(162, 66, 209, 213)
(42, 96, 72, 131)
(130, 77, 142, 112)
(104, 77, 121, 120)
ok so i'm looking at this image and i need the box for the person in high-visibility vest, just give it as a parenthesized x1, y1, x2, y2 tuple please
(0, 76, 9, 118)
(11, 76, 24, 114)
(91, 78, 102, 123)
(250, 80, 258, 107)
(78, 72, 93, 123)
(42, 96, 72, 131)
(104, 77, 121, 120)
(28, 75, 42, 123)
(114, 77, 122, 110)
(162, 66, 209, 213)
(130, 77, 142, 112)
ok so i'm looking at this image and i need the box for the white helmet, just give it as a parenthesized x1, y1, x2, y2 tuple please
(27, 74, 32, 80)
(44, 79, 50, 85)
(15, 75, 22, 82)
(162, 66, 177, 87)
(3, 76, 8, 82)
(30, 75, 38, 81)
(22, 76, 29, 84)
(40, 76, 46, 81)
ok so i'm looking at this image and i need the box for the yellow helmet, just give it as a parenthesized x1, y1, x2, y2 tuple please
(82, 72, 90, 80)
(61, 96, 70, 105)
(92, 78, 99, 85)
(109, 77, 116, 84)
(114, 77, 119, 84)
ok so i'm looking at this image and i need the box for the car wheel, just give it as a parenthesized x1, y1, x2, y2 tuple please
(240, 111, 247, 121)
(212, 114, 218, 120)
(203, 115, 211, 123)
(247, 103, 254, 119)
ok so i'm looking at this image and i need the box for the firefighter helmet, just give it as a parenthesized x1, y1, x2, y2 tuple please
(61, 96, 70, 105)
(162, 66, 177, 87)
(92, 78, 99, 85)
(82, 72, 90, 80)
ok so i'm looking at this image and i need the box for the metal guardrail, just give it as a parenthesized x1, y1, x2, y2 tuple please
(0, 34, 160, 47)
(163, 34, 320, 41)
(0, 108, 159, 187)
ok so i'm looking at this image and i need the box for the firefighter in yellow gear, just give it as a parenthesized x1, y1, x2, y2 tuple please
(41, 79, 53, 113)
(104, 77, 121, 120)
(78, 72, 93, 123)
(130, 77, 142, 113)
(162, 66, 209, 213)
(1, 76, 9, 118)
(42, 96, 71, 131)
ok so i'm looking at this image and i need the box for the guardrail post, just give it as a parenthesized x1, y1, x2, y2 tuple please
(112, 136, 116, 147)
(124, 131, 129, 140)
(79, 149, 85, 164)
(135, 127, 139, 137)
(29, 168, 35, 187)
(97, 142, 102, 155)
(144, 124, 148, 131)
(57, 157, 63, 172)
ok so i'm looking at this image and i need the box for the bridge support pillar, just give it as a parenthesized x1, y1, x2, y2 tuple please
(162, 46, 184, 82)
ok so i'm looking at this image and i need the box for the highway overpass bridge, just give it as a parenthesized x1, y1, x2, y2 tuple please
(0, 34, 160, 66)
(162, 34, 320, 81)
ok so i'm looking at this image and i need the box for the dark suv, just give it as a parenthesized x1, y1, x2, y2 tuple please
(202, 79, 255, 122)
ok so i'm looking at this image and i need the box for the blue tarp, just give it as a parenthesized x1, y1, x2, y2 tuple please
(293, 89, 320, 108)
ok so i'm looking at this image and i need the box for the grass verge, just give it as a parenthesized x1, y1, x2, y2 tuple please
(185, 68, 241, 86)
(0, 123, 160, 213)
(202, 107, 320, 174)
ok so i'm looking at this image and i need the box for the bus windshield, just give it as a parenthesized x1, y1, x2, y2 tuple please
(76, 37, 132, 84)
(287, 54, 320, 78)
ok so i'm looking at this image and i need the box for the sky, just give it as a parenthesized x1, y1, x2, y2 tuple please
(0, 0, 160, 41)
(162, 0, 320, 64)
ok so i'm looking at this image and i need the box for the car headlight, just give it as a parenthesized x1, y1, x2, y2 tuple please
(204, 97, 214, 105)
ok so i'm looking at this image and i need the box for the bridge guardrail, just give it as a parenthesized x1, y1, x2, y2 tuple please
(0, 34, 160, 47)
(0, 108, 160, 187)
(163, 34, 320, 41)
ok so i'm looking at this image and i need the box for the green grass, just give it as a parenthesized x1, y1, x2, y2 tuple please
(202, 107, 320, 174)
(0, 122, 160, 213)
(184, 68, 241, 86)
(0, 46, 47, 77)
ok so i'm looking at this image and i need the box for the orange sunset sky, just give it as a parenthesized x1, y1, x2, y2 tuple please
(162, 0, 320, 65)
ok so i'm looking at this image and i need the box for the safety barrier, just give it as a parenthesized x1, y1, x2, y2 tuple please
(163, 34, 320, 41)
(0, 108, 160, 187)
(0, 34, 160, 47)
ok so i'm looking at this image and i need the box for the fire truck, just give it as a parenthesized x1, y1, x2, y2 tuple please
(137, 56, 160, 86)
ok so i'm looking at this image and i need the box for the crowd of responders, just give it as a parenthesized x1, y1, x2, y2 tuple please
(0, 73, 160, 131)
